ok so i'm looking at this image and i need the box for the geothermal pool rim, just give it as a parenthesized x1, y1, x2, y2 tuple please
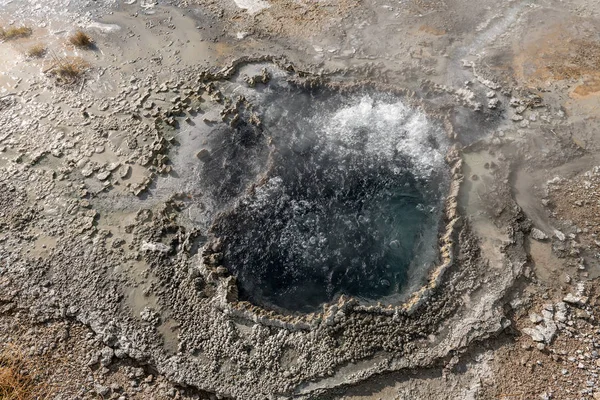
(176, 58, 466, 327)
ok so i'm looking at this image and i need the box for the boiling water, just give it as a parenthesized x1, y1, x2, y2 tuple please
(202, 76, 448, 312)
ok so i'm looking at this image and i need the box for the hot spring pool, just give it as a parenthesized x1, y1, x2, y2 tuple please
(188, 68, 449, 312)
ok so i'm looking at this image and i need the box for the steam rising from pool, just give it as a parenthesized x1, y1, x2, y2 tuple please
(198, 74, 448, 312)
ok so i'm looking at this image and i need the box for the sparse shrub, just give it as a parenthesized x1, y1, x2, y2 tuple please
(0, 26, 32, 40)
(68, 30, 93, 48)
(26, 43, 46, 58)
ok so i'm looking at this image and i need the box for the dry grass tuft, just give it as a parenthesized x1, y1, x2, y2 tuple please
(0, 26, 33, 40)
(0, 346, 48, 400)
(68, 30, 93, 48)
(26, 43, 46, 58)
(49, 54, 89, 83)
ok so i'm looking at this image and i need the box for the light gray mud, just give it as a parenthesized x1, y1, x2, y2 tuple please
(2, 0, 600, 399)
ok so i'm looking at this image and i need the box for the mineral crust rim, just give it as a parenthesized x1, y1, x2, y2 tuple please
(189, 62, 466, 329)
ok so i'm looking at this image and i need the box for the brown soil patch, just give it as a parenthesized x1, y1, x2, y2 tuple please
(513, 21, 600, 97)
(480, 283, 600, 400)
(254, 0, 359, 37)
(187, 0, 359, 38)
(418, 24, 446, 36)
(547, 168, 600, 248)
(571, 75, 600, 99)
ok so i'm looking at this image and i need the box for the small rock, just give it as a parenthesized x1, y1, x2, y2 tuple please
(210, 238, 223, 252)
(541, 309, 553, 320)
(554, 229, 566, 241)
(140, 307, 161, 326)
(554, 302, 568, 322)
(100, 347, 114, 367)
(87, 353, 100, 367)
(530, 313, 543, 324)
(140, 241, 171, 253)
(563, 293, 588, 306)
(81, 168, 94, 177)
(488, 98, 500, 109)
(97, 171, 111, 181)
(196, 148, 211, 162)
(95, 384, 110, 397)
(523, 327, 545, 342)
(537, 343, 545, 351)
(531, 228, 548, 241)
(120, 165, 132, 179)
(107, 162, 121, 171)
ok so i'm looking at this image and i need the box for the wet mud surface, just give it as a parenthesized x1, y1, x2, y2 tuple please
(1, 0, 600, 399)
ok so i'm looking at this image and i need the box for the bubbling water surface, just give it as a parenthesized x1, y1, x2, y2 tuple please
(206, 79, 448, 312)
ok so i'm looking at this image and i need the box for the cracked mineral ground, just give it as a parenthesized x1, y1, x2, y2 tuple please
(2, 0, 600, 399)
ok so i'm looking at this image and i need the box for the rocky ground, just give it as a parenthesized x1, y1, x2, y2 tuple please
(1, 0, 600, 399)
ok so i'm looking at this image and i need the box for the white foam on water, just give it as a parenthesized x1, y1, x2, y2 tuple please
(320, 95, 446, 179)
